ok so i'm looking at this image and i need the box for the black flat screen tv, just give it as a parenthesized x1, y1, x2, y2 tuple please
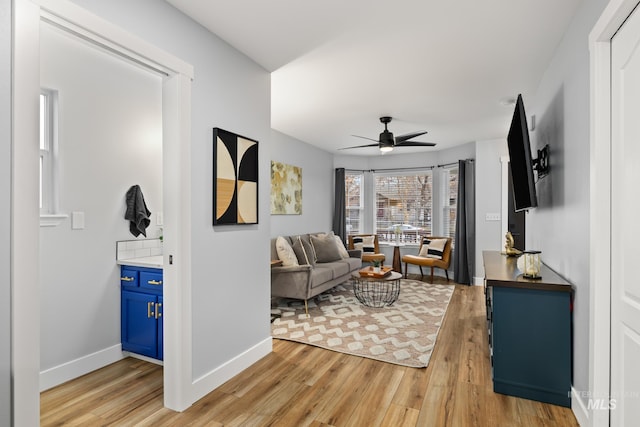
(507, 94, 537, 212)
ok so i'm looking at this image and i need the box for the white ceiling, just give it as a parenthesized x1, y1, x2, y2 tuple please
(166, 0, 583, 156)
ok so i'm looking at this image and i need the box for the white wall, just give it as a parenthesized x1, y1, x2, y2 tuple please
(67, 0, 272, 382)
(526, 0, 608, 406)
(270, 130, 334, 237)
(0, 0, 12, 423)
(39, 22, 163, 384)
(474, 138, 508, 279)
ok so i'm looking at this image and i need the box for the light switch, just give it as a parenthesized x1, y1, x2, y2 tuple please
(156, 211, 163, 226)
(71, 211, 85, 230)
(485, 213, 501, 221)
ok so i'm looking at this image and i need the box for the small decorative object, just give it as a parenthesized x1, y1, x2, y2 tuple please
(213, 128, 259, 225)
(521, 250, 542, 279)
(504, 231, 522, 257)
(394, 225, 402, 244)
(373, 259, 381, 274)
(270, 161, 302, 215)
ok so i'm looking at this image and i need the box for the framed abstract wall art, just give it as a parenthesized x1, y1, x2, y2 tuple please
(213, 127, 258, 225)
(270, 161, 302, 215)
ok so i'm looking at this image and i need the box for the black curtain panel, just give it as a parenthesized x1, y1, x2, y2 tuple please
(332, 168, 346, 242)
(453, 159, 475, 285)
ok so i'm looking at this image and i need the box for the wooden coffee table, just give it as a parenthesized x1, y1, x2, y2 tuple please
(351, 270, 402, 307)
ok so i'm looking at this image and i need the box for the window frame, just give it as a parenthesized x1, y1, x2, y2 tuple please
(345, 171, 364, 235)
(40, 88, 65, 226)
(441, 165, 459, 241)
(373, 169, 433, 244)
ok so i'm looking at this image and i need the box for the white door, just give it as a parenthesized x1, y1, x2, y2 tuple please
(611, 4, 640, 425)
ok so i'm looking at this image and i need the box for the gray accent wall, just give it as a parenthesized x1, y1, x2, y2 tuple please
(270, 130, 334, 237)
(527, 0, 608, 402)
(1, 0, 12, 424)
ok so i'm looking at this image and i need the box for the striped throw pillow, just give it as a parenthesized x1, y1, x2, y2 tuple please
(419, 238, 447, 259)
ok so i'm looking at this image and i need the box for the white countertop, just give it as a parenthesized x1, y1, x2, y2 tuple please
(117, 255, 163, 269)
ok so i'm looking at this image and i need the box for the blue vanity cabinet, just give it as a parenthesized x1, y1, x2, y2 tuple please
(120, 265, 163, 360)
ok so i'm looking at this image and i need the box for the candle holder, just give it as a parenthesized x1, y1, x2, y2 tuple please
(521, 250, 542, 279)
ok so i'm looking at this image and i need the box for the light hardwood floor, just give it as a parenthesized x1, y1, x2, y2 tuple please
(41, 276, 579, 426)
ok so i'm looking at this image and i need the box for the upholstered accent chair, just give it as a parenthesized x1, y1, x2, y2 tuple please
(402, 236, 452, 283)
(348, 234, 385, 265)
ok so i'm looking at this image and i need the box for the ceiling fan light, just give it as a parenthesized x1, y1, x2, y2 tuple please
(380, 145, 393, 153)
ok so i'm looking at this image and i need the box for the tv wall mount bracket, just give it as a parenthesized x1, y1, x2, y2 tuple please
(533, 144, 550, 179)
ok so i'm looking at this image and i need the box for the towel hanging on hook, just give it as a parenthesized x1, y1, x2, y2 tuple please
(125, 185, 151, 237)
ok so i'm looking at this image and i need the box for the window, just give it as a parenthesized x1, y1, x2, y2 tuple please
(345, 172, 363, 235)
(40, 88, 64, 225)
(442, 166, 458, 240)
(374, 171, 432, 243)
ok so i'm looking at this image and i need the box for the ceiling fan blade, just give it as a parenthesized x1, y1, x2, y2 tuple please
(351, 134, 380, 143)
(394, 141, 437, 147)
(395, 130, 428, 143)
(338, 143, 380, 150)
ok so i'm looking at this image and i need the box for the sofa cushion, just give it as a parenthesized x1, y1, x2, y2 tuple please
(311, 231, 342, 263)
(340, 257, 361, 271)
(310, 266, 335, 288)
(333, 235, 350, 259)
(320, 260, 350, 278)
(291, 235, 316, 266)
(419, 238, 447, 259)
(276, 236, 298, 267)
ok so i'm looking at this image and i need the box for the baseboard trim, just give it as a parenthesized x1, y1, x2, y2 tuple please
(191, 337, 272, 404)
(571, 386, 590, 427)
(473, 276, 484, 286)
(40, 344, 124, 391)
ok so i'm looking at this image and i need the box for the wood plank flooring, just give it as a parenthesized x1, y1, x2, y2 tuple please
(41, 276, 579, 426)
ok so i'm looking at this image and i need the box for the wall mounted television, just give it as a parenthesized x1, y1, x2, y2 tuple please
(507, 94, 538, 212)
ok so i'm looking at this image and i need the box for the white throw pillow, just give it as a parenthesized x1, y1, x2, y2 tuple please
(419, 238, 447, 259)
(333, 235, 350, 259)
(276, 236, 299, 267)
(352, 235, 375, 254)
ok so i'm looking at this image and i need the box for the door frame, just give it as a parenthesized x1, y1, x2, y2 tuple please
(589, 0, 639, 426)
(13, 0, 194, 422)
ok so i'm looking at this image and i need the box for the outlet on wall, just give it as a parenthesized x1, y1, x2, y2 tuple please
(71, 211, 85, 229)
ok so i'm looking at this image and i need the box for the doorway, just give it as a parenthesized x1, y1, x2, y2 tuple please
(38, 19, 164, 390)
(13, 1, 194, 422)
(590, 0, 640, 426)
(507, 164, 526, 251)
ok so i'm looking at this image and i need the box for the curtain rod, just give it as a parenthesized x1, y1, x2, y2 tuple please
(344, 158, 472, 173)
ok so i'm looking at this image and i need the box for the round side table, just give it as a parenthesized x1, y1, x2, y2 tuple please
(351, 271, 402, 307)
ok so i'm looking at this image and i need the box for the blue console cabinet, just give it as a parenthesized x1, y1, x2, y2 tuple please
(120, 265, 163, 360)
(483, 251, 573, 407)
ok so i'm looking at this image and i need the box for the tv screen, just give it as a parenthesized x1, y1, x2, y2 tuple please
(507, 94, 537, 212)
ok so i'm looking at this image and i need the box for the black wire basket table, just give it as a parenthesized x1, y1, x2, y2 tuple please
(351, 270, 402, 307)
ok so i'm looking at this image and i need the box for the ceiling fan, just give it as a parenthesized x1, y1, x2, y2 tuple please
(339, 116, 436, 153)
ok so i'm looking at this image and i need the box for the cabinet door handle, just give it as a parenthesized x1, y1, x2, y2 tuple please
(147, 280, 162, 286)
(121, 276, 134, 282)
(155, 302, 162, 319)
(147, 301, 155, 318)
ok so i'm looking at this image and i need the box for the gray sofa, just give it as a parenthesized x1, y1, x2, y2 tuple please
(270, 233, 362, 314)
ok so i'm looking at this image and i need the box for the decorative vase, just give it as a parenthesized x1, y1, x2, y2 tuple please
(395, 233, 400, 244)
(518, 250, 542, 279)
(373, 266, 380, 274)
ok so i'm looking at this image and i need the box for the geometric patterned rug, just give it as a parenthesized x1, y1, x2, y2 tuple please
(271, 279, 454, 368)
